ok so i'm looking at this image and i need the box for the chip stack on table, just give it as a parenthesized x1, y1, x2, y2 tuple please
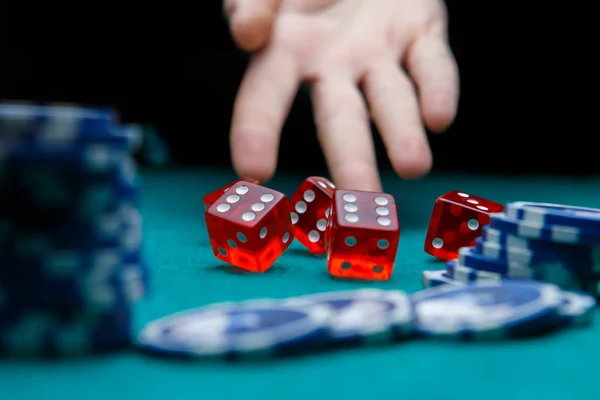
(422, 202, 600, 326)
(0, 103, 148, 356)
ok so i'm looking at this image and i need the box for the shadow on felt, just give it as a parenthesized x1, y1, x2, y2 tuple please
(327, 275, 379, 285)
(285, 247, 322, 259)
(206, 263, 289, 275)
(425, 257, 446, 265)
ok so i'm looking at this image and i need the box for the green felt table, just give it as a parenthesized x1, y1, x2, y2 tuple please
(2, 168, 600, 400)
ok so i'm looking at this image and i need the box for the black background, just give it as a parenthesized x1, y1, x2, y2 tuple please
(0, 2, 592, 175)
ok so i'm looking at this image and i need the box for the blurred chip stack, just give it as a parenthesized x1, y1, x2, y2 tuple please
(0, 103, 148, 356)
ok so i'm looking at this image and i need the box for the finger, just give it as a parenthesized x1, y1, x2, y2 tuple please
(231, 51, 300, 183)
(405, 34, 460, 133)
(311, 78, 381, 192)
(363, 59, 433, 180)
(224, 0, 280, 51)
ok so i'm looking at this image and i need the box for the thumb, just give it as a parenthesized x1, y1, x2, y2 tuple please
(224, 0, 280, 52)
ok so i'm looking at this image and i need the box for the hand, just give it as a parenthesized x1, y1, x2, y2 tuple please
(225, 0, 459, 191)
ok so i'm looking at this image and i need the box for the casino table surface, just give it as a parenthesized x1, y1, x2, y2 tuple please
(2, 168, 600, 400)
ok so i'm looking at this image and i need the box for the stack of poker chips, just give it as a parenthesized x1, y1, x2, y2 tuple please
(0, 103, 148, 356)
(422, 202, 600, 298)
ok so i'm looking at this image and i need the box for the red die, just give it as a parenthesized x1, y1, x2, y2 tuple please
(290, 176, 336, 254)
(203, 178, 260, 210)
(325, 190, 400, 281)
(424, 191, 504, 260)
(205, 181, 294, 272)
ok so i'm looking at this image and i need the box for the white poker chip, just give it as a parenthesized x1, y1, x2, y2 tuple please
(411, 280, 564, 340)
(136, 299, 332, 358)
(506, 202, 600, 233)
(283, 289, 415, 343)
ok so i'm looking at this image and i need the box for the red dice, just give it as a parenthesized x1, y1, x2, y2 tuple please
(203, 178, 260, 210)
(424, 191, 504, 260)
(205, 180, 294, 272)
(289, 176, 336, 254)
(325, 190, 400, 280)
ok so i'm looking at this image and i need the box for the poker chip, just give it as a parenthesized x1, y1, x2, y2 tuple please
(411, 280, 564, 340)
(283, 289, 415, 344)
(475, 237, 598, 282)
(446, 260, 515, 283)
(457, 246, 591, 292)
(0, 103, 132, 146)
(559, 291, 597, 327)
(458, 246, 533, 277)
(0, 102, 148, 356)
(506, 202, 600, 234)
(0, 307, 132, 356)
(421, 270, 464, 288)
(482, 227, 600, 263)
(474, 237, 600, 268)
(488, 212, 600, 246)
(136, 300, 332, 359)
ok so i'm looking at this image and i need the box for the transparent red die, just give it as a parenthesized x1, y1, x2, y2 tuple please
(289, 176, 336, 254)
(205, 181, 294, 272)
(325, 190, 400, 280)
(424, 190, 504, 260)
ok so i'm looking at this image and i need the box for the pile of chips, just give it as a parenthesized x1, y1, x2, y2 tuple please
(0, 103, 148, 356)
(423, 202, 600, 298)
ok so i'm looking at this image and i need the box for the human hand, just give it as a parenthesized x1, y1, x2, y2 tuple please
(225, 0, 459, 191)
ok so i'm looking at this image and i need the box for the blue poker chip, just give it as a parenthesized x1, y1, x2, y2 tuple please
(558, 291, 597, 327)
(489, 213, 600, 246)
(0, 160, 141, 222)
(1, 203, 142, 251)
(482, 226, 600, 259)
(137, 300, 332, 358)
(5, 152, 140, 186)
(422, 270, 464, 288)
(3, 217, 126, 250)
(458, 246, 533, 277)
(474, 237, 600, 283)
(449, 256, 588, 293)
(283, 289, 415, 343)
(411, 280, 564, 339)
(474, 237, 600, 266)
(0, 103, 128, 144)
(506, 202, 600, 233)
(0, 249, 148, 312)
(2, 142, 131, 173)
(0, 306, 132, 356)
(0, 182, 139, 223)
(446, 260, 515, 283)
